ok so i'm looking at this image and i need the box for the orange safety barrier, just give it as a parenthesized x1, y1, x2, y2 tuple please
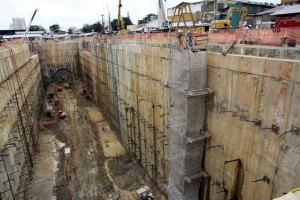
(194, 34, 208, 46)
(101, 32, 171, 42)
(208, 27, 300, 46)
(3, 27, 300, 47)
(1, 39, 28, 46)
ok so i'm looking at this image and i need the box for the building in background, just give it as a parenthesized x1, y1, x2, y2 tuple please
(167, 1, 204, 27)
(201, 0, 235, 23)
(234, 0, 275, 28)
(166, 0, 273, 30)
(166, 0, 234, 25)
(271, 4, 300, 28)
(281, 0, 300, 4)
(9, 18, 26, 30)
(254, 6, 285, 28)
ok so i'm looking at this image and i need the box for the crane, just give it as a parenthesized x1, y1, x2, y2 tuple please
(24, 8, 38, 39)
(157, 0, 169, 30)
(117, 0, 125, 34)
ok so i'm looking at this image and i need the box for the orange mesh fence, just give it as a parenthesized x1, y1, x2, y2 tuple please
(102, 32, 171, 42)
(3, 27, 300, 47)
(1, 39, 28, 46)
(208, 27, 300, 46)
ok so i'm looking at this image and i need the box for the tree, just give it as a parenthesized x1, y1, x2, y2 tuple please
(82, 24, 92, 33)
(111, 19, 118, 31)
(82, 22, 104, 33)
(29, 25, 45, 31)
(91, 21, 103, 33)
(38, 25, 45, 31)
(138, 14, 158, 25)
(138, 19, 145, 25)
(68, 28, 73, 34)
(49, 24, 60, 33)
(123, 17, 133, 29)
(111, 17, 133, 31)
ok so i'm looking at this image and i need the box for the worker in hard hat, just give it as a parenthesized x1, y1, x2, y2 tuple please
(177, 29, 183, 49)
(72, 164, 77, 173)
(241, 25, 250, 43)
(187, 30, 194, 47)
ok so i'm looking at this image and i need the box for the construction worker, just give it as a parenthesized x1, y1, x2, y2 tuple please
(187, 31, 194, 47)
(177, 29, 183, 49)
(72, 164, 77, 173)
(66, 172, 72, 182)
(242, 25, 250, 43)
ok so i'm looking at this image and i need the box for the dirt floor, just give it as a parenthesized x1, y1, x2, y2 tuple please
(29, 79, 165, 200)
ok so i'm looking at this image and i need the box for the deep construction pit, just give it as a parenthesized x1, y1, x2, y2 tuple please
(30, 79, 165, 200)
(1, 35, 300, 200)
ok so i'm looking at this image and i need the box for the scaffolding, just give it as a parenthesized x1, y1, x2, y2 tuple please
(167, 37, 212, 199)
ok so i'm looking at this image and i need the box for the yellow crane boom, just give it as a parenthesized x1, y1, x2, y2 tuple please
(117, 0, 125, 34)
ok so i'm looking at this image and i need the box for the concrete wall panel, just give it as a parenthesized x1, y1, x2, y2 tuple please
(207, 52, 300, 200)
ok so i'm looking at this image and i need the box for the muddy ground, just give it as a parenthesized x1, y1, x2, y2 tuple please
(29, 80, 165, 200)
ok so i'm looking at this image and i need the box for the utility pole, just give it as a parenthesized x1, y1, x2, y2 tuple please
(101, 14, 105, 34)
(107, 4, 111, 32)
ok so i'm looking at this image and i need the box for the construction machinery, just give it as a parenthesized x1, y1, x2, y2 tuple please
(24, 8, 38, 39)
(210, 7, 248, 30)
(157, 0, 170, 31)
(117, 0, 125, 34)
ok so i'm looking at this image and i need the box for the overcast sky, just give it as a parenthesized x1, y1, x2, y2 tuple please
(0, 0, 280, 30)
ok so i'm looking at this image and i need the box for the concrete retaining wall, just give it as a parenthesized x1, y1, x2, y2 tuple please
(208, 43, 300, 60)
(78, 39, 300, 199)
(0, 44, 43, 200)
(79, 39, 171, 189)
(38, 41, 81, 82)
(206, 52, 300, 199)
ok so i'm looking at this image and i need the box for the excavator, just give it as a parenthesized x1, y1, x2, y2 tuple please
(117, 0, 125, 34)
(210, 7, 248, 30)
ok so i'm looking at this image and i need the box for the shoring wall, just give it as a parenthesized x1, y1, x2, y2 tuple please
(38, 41, 82, 82)
(167, 48, 208, 200)
(0, 44, 43, 200)
(79, 39, 172, 189)
(206, 52, 300, 199)
(79, 38, 210, 199)
(69, 37, 300, 200)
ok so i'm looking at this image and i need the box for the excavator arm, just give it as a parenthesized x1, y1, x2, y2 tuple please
(226, 7, 242, 20)
(117, 0, 125, 34)
(239, 8, 248, 30)
(210, 7, 248, 30)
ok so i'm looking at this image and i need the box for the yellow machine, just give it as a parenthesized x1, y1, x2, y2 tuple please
(117, 0, 125, 34)
(210, 7, 248, 30)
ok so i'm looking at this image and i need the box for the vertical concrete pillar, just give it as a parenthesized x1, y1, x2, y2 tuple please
(168, 49, 211, 199)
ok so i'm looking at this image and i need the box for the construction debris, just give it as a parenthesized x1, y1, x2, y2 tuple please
(58, 110, 67, 119)
(57, 86, 63, 92)
(137, 186, 155, 200)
